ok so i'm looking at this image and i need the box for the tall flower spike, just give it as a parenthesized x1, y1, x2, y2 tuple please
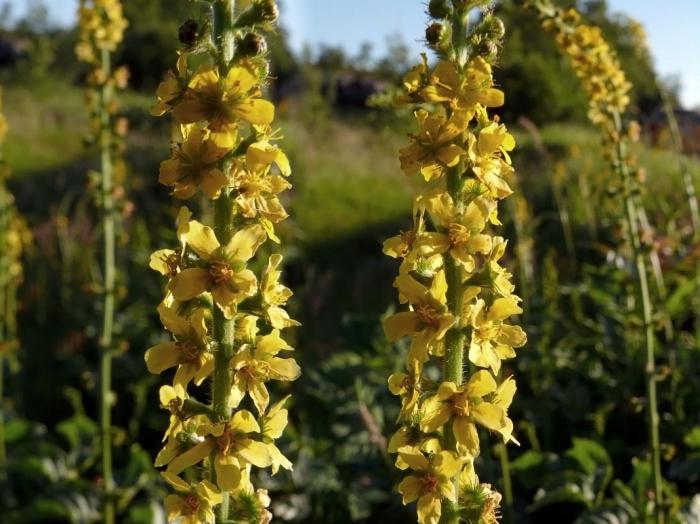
(148, 1, 299, 522)
(76, 2, 128, 522)
(384, 2, 526, 523)
(0, 87, 30, 476)
(528, 2, 665, 522)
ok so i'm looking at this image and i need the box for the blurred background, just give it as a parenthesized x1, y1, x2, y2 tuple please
(1, 0, 700, 522)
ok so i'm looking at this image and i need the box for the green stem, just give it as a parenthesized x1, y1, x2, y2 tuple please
(440, 5, 470, 522)
(612, 111, 664, 524)
(497, 443, 513, 524)
(0, 187, 7, 477)
(659, 87, 700, 238)
(440, 168, 466, 524)
(99, 45, 116, 524)
(211, 1, 236, 521)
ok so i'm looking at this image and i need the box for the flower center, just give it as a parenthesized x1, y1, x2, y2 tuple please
(448, 224, 470, 246)
(177, 340, 200, 363)
(415, 304, 439, 329)
(185, 495, 200, 514)
(209, 260, 234, 285)
(422, 473, 439, 493)
(216, 426, 236, 456)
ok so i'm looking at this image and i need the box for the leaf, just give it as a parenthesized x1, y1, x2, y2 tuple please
(56, 415, 98, 452)
(566, 438, 613, 499)
(684, 427, 700, 449)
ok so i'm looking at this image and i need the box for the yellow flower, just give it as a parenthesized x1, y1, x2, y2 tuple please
(230, 327, 301, 414)
(232, 160, 291, 223)
(388, 363, 422, 419)
(396, 446, 463, 524)
(169, 220, 265, 318)
(464, 296, 527, 374)
(152, 53, 189, 116)
(422, 58, 504, 115)
(259, 395, 294, 474)
(422, 371, 513, 455)
(468, 121, 515, 199)
(173, 65, 275, 131)
(399, 109, 468, 181)
(150, 207, 193, 277)
(260, 254, 300, 329)
(144, 303, 214, 386)
(383, 271, 455, 368)
(167, 410, 272, 491)
(159, 128, 232, 199)
(415, 191, 493, 271)
(162, 472, 222, 524)
(159, 383, 188, 441)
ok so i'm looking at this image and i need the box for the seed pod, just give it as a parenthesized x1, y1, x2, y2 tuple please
(428, 0, 452, 19)
(259, 0, 280, 23)
(425, 22, 447, 47)
(239, 32, 268, 57)
(178, 19, 199, 47)
(485, 15, 505, 40)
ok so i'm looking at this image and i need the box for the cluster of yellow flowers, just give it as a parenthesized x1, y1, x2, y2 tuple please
(75, 0, 129, 192)
(382, 2, 525, 523)
(147, 2, 298, 522)
(75, 0, 128, 62)
(529, 1, 631, 128)
(0, 89, 29, 358)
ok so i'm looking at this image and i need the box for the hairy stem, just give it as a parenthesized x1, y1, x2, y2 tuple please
(211, 1, 236, 520)
(613, 111, 664, 524)
(99, 45, 116, 524)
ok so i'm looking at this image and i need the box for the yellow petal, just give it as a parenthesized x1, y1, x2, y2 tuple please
(185, 220, 220, 259)
(225, 225, 266, 262)
(237, 439, 273, 468)
(145, 342, 180, 374)
(169, 268, 211, 301)
(167, 439, 216, 474)
(383, 312, 420, 341)
(161, 471, 191, 492)
(488, 296, 522, 322)
(233, 98, 275, 125)
(231, 409, 260, 434)
(397, 446, 429, 471)
(466, 370, 497, 397)
(215, 455, 241, 491)
(250, 380, 270, 414)
(471, 402, 506, 433)
(150, 249, 176, 276)
(417, 493, 442, 524)
(398, 475, 422, 504)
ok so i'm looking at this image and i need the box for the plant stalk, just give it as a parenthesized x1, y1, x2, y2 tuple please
(211, 1, 236, 520)
(440, 167, 466, 524)
(612, 111, 664, 524)
(0, 187, 7, 477)
(99, 45, 116, 524)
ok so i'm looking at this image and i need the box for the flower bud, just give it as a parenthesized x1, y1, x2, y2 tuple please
(178, 19, 199, 47)
(485, 16, 505, 40)
(239, 32, 268, 56)
(472, 38, 498, 61)
(428, 0, 451, 19)
(425, 22, 447, 47)
(258, 0, 280, 23)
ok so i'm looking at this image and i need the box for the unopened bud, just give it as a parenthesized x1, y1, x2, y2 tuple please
(425, 22, 447, 47)
(473, 38, 498, 60)
(258, 0, 279, 23)
(239, 32, 268, 56)
(485, 16, 505, 40)
(428, 0, 451, 19)
(178, 19, 199, 47)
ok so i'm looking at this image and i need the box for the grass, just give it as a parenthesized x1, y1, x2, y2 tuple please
(3, 81, 699, 248)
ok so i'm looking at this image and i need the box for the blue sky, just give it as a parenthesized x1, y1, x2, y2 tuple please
(11, 0, 700, 108)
